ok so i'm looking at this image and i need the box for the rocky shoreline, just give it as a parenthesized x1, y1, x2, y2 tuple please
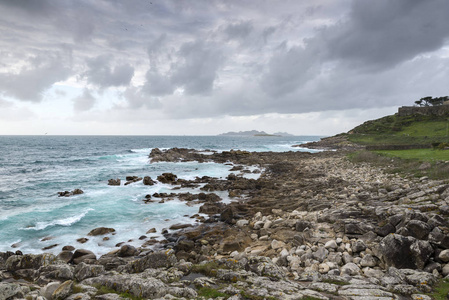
(2, 147, 449, 299)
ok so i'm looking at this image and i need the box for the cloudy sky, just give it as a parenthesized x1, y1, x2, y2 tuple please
(0, 0, 448, 135)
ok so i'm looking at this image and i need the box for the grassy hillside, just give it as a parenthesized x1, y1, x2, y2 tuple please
(348, 113, 449, 146)
(346, 112, 449, 178)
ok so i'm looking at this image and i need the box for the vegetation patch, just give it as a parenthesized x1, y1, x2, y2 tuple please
(191, 261, 221, 276)
(427, 279, 449, 300)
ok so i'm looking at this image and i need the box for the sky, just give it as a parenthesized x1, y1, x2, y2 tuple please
(0, 0, 448, 136)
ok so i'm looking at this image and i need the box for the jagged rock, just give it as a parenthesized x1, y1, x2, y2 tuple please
(122, 250, 177, 273)
(379, 234, 433, 269)
(39, 264, 74, 280)
(74, 263, 105, 281)
(58, 189, 84, 197)
(6, 254, 57, 272)
(157, 173, 178, 184)
(143, 176, 156, 185)
(405, 220, 431, 240)
(360, 254, 378, 267)
(108, 179, 121, 186)
(57, 250, 73, 263)
(0, 282, 25, 300)
(82, 274, 197, 299)
(52, 280, 73, 300)
(87, 227, 115, 236)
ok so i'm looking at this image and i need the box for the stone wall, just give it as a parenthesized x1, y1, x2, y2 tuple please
(398, 105, 449, 117)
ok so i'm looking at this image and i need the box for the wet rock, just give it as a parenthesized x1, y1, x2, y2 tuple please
(143, 176, 156, 185)
(87, 227, 115, 236)
(124, 176, 142, 185)
(108, 179, 121, 186)
(117, 245, 138, 257)
(58, 189, 84, 197)
(157, 173, 178, 184)
(169, 223, 192, 230)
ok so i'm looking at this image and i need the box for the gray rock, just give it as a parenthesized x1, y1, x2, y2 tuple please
(82, 274, 196, 299)
(313, 247, 329, 263)
(71, 249, 96, 264)
(52, 280, 73, 300)
(352, 240, 367, 253)
(406, 220, 431, 240)
(42, 282, 61, 300)
(6, 254, 57, 272)
(75, 262, 105, 281)
(0, 283, 24, 300)
(340, 262, 361, 276)
(117, 245, 138, 257)
(379, 234, 433, 269)
(39, 263, 74, 280)
(360, 254, 377, 267)
(439, 249, 449, 262)
(123, 250, 177, 273)
(324, 240, 338, 249)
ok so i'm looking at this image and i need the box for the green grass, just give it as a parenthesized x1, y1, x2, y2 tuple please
(191, 261, 221, 276)
(348, 113, 449, 146)
(427, 279, 449, 300)
(197, 287, 231, 299)
(375, 149, 449, 161)
(321, 279, 350, 286)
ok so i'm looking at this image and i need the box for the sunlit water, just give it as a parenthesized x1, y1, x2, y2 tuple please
(0, 135, 321, 256)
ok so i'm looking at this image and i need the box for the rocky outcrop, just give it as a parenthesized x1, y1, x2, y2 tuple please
(57, 189, 84, 197)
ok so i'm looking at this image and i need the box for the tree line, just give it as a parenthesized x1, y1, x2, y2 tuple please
(415, 96, 449, 107)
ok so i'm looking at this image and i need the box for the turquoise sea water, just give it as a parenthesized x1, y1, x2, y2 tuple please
(0, 135, 320, 256)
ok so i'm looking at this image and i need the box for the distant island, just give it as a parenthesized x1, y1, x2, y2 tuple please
(218, 130, 294, 137)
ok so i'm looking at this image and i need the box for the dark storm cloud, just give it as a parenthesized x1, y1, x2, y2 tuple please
(83, 55, 134, 88)
(1, 0, 449, 122)
(318, 0, 449, 69)
(171, 40, 224, 95)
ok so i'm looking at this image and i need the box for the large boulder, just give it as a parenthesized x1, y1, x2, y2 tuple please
(74, 262, 105, 281)
(6, 254, 57, 272)
(122, 250, 177, 273)
(108, 179, 121, 186)
(71, 249, 96, 265)
(379, 234, 433, 269)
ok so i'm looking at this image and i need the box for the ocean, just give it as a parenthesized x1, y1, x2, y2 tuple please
(0, 135, 321, 256)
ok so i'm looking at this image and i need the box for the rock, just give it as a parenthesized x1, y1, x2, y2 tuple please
(271, 239, 286, 250)
(108, 179, 121, 186)
(376, 223, 396, 237)
(6, 254, 57, 272)
(340, 262, 361, 276)
(146, 228, 157, 234)
(123, 250, 177, 273)
(57, 189, 84, 197)
(42, 282, 61, 300)
(324, 240, 338, 249)
(117, 245, 138, 257)
(360, 254, 377, 267)
(442, 263, 449, 276)
(71, 249, 96, 265)
(169, 223, 192, 230)
(236, 219, 249, 227)
(439, 249, 449, 262)
(39, 264, 74, 280)
(0, 282, 24, 300)
(52, 280, 73, 300)
(77, 237, 88, 243)
(157, 173, 178, 184)
(313, 247, 329, 263)
(143, 176, 156, 185)
(406, 220, 431, 240)
(87, 227, 115, 236)
(74, 262, 105, 281)
(220, 206, 234, 223)
(295, 220, 311, 232)
(379, 234, 433, 269)
(352, 240, 366, 253)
